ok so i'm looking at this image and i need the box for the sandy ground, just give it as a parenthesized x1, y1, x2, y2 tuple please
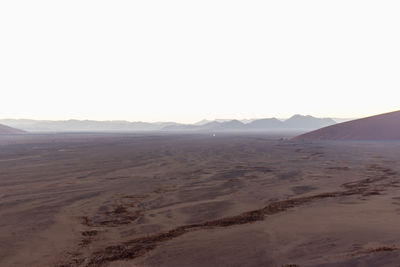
(0, 133, 400, 266)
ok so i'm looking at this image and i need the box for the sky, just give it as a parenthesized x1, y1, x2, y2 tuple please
(1, 1, 399, 123)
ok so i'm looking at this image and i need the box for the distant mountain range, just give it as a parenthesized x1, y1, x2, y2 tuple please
(163, 115, 336, 132)
(0, 124, 26, 134)
(0, 115, 337, 133)
(293, 110, 400, 141)
(0, 119, 179, 133)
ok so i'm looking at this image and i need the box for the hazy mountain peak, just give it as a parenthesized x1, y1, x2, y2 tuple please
(194, 119, 212, 125)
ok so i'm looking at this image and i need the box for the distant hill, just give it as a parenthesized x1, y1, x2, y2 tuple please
(246, 118, 282, 129)
(0, 124, 25, 134)
(0, 115, 336, 133)
(163, 115, 336, 132)
(293, 110, 400, 141)
(162, 120, 246, 131)
(194, 119, 212, 125)
(0, 119, 179, 132)
(283, 115, 336, 129)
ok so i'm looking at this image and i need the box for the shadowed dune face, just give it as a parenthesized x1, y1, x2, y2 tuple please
(293, 110, 400, 141)
(0, 124, 25, 134)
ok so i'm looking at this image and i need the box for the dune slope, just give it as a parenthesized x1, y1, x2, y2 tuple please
(293, 110, 400, 140)
(0, 124, 26, 134)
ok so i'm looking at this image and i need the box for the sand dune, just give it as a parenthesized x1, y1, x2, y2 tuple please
(0, 124, 25, 134)
(293, 110, 400, 140)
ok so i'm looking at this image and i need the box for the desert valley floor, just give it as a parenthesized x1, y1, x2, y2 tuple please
(1, 133, 400, 267)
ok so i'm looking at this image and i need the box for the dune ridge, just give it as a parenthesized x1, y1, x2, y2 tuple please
(0, 124, 25, 134)
(293, 110, 400, 140)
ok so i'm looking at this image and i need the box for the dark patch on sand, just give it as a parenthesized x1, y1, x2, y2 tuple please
(72, 165, 398, 266)
(291, 185, 317, 194)
(180, 201, 233, 224)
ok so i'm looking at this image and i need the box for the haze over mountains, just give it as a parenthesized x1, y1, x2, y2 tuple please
(163, 115, 336, 132)
(294, 110, 400, 141)
(0, 115, 337, 133)
(0, 119, 179, 133)
(3, 111, 398, 140)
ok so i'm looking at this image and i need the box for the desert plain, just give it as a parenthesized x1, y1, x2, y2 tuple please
(1, 133, 400, 266)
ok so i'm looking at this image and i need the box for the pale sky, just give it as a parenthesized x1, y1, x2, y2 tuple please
(1, 1, 399, 123)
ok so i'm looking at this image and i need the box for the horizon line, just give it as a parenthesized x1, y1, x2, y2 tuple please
(0, 115, 359, 125)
